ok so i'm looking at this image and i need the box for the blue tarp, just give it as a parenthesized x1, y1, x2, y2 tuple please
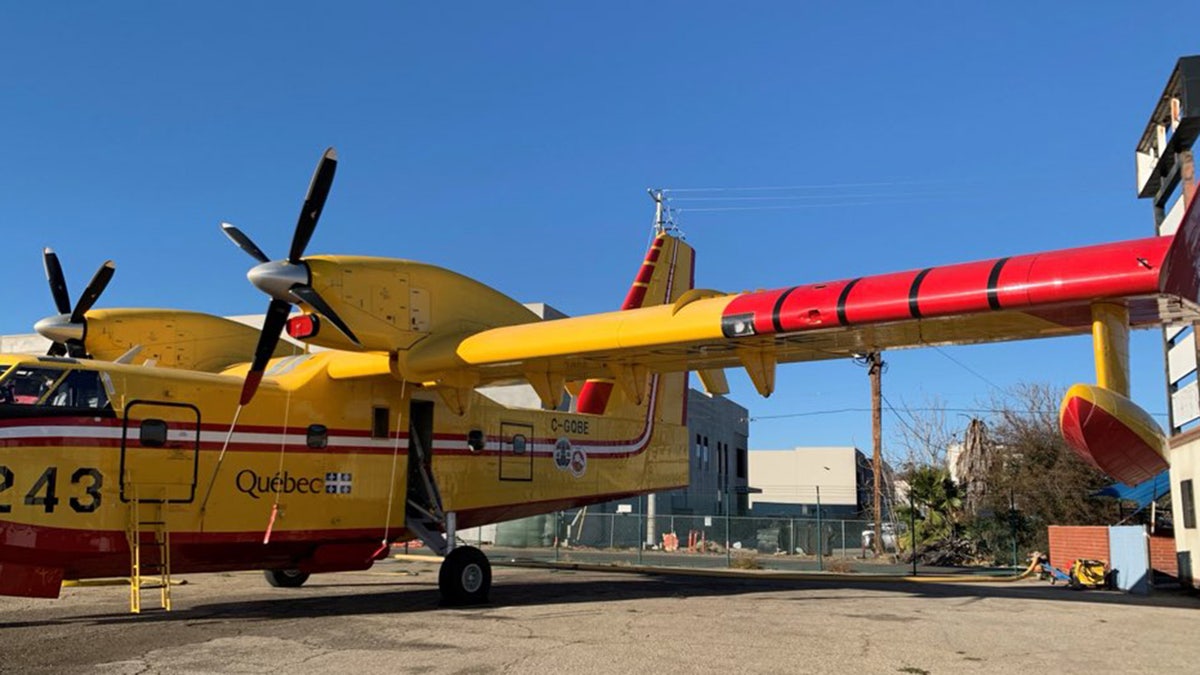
(1094, 471, 1170, 511)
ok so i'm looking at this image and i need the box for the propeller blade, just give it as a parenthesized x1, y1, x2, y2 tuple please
(289, 285, 361, 345)
(221, 222, 271, 263)
(239, 299, 292, 406)
(70, 261, 115, 323)
(47, 342, 67, 357)
(42, 248, 72, 315)
(288, 147, 338, 264)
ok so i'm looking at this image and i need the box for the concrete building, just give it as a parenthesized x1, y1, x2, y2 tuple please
(1137, 56, 1200, 588)
(748, 446, 876, 519)
(663, 388, 751, 516)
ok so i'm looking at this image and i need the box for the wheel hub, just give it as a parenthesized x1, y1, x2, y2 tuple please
(461, 564, 483, 593)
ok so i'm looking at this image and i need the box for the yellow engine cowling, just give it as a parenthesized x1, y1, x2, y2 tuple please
(298, 256, 541, 354)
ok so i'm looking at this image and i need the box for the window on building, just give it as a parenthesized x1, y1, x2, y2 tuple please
(736, 447, 747, 479)
(1184, 479, 1197, 529)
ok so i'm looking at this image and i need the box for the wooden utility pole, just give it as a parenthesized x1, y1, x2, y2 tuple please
(869, 352, 884, 556)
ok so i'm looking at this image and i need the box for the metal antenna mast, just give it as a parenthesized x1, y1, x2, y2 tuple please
(649, 189, 666, 234)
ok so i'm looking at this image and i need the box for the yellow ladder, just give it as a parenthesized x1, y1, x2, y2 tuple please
(127, 494, 172, 613)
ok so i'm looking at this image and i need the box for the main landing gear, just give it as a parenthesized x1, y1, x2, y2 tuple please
(438, 545, 492, 606)
(264, 568, 310, 588)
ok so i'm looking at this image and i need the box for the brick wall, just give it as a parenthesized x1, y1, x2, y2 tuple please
(1149, 535, 1179, 577)
(1047, 525, 1109, 572)
(1048, 526, 1180, 579)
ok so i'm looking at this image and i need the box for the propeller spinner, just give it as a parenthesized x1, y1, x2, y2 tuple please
(33, 249, 115, 358)
(223, 147, 360, 405)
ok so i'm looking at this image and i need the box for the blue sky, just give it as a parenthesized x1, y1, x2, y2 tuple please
(3, 3, 1199, 457)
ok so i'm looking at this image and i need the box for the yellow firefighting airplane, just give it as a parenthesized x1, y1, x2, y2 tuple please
(1, 148, 1198, 609)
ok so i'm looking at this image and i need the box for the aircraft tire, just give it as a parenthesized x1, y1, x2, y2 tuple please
(264, 568, 310, 588)
(439, 546, 491, 606)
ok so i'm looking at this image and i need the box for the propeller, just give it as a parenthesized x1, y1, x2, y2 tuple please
(223, 147, 360, 405)
(34, 249, 115, 358)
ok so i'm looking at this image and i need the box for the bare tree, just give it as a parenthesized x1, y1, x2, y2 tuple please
(887, 393, 959, 468)
(977, 383, 1121, 553)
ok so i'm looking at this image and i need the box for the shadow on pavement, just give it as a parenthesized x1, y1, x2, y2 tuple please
(0, 562, 1193, 630)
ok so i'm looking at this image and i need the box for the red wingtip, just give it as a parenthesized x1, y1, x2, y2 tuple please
(240, 371, 264, 406)
(1059, 384, 1167, 486)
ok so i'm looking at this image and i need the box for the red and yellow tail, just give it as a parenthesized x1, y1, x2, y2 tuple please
(576, 231, 695, 423)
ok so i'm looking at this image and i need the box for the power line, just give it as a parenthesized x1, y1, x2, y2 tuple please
(929, 345, 1007, 393)
(666, 191, 956, 202)
(662, 180, 958, 193)
(675, 197, 939, 213)
(880, 393, 925, 442)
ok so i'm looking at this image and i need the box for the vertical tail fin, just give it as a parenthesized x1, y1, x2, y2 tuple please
(576, 231, 694, 418)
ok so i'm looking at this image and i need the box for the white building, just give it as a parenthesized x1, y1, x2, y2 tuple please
(748, 446, 877, 519)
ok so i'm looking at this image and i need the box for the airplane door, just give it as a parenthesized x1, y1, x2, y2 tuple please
(119, 400, 200, 503)
(499, 422, 533, 482)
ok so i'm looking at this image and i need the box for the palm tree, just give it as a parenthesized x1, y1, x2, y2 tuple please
(896, 465, 963, 551)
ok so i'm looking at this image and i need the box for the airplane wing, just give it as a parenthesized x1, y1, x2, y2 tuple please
(333, 198, 1200, 410)
(393, 216, 1199, 396)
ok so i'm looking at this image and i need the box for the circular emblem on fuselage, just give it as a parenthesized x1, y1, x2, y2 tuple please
(554, 437, 572, 470)
(569, 447, 587, 478)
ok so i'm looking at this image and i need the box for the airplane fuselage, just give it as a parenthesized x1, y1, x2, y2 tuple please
(0, 352, 688, 598)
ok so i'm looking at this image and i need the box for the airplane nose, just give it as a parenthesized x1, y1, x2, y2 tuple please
(246, 261, 309, 302)
(34, 314, 84, 344)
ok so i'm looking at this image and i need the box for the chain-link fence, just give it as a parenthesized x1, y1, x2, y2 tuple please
(457, 511, 903, 572)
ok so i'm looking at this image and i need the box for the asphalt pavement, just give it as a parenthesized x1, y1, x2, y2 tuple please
(0, 556, 1194, 674)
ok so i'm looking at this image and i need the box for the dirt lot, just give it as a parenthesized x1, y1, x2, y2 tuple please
(0, 557, 1194, 674)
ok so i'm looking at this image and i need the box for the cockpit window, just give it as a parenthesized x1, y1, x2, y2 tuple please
(0, 367, 111, 410)
(46, 370, 111, 409)
(0, 367, 63, 405)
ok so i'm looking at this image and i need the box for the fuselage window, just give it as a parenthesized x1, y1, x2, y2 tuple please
(139, 419, 169, 447)
(372, 407, 390, 440)
(467, 429, 485, 453)
(307, 424, 329, 449)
